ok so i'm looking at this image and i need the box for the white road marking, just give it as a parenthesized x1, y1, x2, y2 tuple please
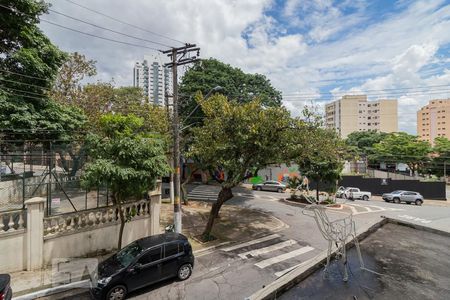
(222, 234, 281, 252)
(238, 239, 297, 259)
(255, 246, 315, 269)
(274, 260, 311, 277)
(398, 214, 432, 224)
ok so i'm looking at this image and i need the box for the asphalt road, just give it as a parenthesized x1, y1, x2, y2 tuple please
(50, 188, 450, 300)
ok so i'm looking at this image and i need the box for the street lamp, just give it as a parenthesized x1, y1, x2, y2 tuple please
(171, 86, 223, 233)
(183, 86, 223, 122)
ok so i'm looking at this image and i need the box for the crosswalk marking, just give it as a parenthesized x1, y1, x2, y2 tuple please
(222, 234, 281, 252)
(274, 260, 311, 277)
(255, 246, 315, 269)
(238, 239, 297, 259)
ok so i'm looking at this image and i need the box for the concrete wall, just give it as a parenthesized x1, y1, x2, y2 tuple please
(0, 182, 162, 272)
(378, 99, 398, 133)
(1, 230, 26, 272)
(43, 217, 152, 266)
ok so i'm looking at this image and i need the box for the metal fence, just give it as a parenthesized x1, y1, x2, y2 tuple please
(0, 140, 110, 216)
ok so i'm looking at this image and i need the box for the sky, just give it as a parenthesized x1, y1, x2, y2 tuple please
(39, 0, 450, 134)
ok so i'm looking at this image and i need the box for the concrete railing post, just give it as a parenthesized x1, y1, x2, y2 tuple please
(149, 182, 162, 235)
(25, 197, 45, 270)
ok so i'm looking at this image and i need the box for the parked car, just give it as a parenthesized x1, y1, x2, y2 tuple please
(336, 186, 348, 198)
(252, 181, 286, 193)
(348, 188, 371, 201)
(90, 233, 194, 300)
(0, 274, 12, 300)
(382, 190, 424, 205)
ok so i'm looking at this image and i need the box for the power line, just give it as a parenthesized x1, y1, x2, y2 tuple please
(0, 89, 47, 101)
(63, 0, 186, 45)
(40, 19, 162, 51)
(283, 84, 450, 97)
(0, 86, 48, 97)
(0, 4, 163, 51)
(48, 8, 173, 49)
(0, 78, 52, 91)
(0, 70, 52, 82)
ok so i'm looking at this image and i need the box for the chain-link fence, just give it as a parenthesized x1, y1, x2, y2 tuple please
(0, 140, 110, 215)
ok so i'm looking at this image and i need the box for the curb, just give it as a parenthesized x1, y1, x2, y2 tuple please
(246, 218, 388, 300)
(380, 215, 450, 237)
(13, 279, 89, 300)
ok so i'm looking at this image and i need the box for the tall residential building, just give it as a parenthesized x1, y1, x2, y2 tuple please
(325, 95, 398, 138)
(417, 99, 450, 144)
(133, 56, 172, 106)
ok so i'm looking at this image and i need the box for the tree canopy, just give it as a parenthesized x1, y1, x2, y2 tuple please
(0, 0, 86, 141)
(372, 132, 432, 175)
(179, 58, 282, 124)
(429, 137, 450, 177)
(187, 94, 291, 238)
(82, 114, 170, 248)
(346, 130, 388, 160)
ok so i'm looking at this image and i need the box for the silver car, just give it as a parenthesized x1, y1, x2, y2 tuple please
(382, 190, 424, 206)
(252, 181, 286, 193)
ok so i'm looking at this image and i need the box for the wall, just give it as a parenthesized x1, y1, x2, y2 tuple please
(378, 99, 398, 133)
(43, 217, 152, 266)
(339, 175, 446, 200)
(0, 182, 162, 272)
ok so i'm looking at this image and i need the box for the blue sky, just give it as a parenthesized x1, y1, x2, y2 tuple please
(41, 0, 450, 134)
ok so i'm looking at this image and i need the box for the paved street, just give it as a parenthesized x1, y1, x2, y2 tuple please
(50, 187, 450, 300)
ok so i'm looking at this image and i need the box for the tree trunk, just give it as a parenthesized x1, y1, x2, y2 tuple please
(316, 181, 320, 202)
(112, 193, 125, 250)
(117, 202, 125, 250)
(181, 168, 199, 206)
(202, 187, 233, 238)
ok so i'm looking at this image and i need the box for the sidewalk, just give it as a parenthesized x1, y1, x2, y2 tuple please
(11, 201, 287, 298)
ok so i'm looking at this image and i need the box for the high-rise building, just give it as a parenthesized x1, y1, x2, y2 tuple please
(133, 56, 172, 106)
(417, 99, 450, 144)
(325, 95, 398, 138)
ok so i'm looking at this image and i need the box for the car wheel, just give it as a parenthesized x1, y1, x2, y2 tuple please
(178, 264, 193, 281)
(277, 188, 283, 193)
(362, 195, 369, 201)
(393, 197, 401, 204)
(415, 199, 423, 206)
(256, 186, 262, 191)
(106, 285, 127, 300)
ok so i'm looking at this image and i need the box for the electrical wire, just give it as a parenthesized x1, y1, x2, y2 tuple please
(63, 0, 186, 45)
(40, 19, 162, 51)
(48, 8, 173, 48)
(0, 4, 163, 52)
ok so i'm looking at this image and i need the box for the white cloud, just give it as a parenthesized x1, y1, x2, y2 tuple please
(38, 0, 450, 134)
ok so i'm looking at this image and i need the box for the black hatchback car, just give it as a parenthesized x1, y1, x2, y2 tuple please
(90, 233, 194, 300)
(0, 274, 12, 300)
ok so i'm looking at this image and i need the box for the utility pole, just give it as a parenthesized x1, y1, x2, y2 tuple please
(165, 81, 174, 205)
(163, 44, 200, 233)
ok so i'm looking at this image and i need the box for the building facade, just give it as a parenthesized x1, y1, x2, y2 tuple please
(417, 99, 450, 144)
(133, 56, 172, 106)
(325, 95, 398, 138)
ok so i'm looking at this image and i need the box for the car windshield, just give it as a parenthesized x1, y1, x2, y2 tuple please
(115, 241, 143, 268)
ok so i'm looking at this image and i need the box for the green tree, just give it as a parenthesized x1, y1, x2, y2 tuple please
(187, 95, 291, 239)
(0, 0, 86, 141)
(82, 114, 170, 249)
(179, 58, 282, 124)
(373, 132, 432, 176)
(430, 137, 450, 177)
(292, 126, 345, 201)
(346, 130, 388, 159)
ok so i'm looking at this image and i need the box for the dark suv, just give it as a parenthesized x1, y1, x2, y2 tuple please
(90, 233, 194, 300)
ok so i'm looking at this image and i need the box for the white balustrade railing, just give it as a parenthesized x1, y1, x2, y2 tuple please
(0, 209, 26, 234)
(43, 200, 151, 237)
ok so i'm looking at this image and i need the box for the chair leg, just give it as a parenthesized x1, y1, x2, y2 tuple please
(353, 231, 365, 269)
(323, 240, 332, 279)
(342, 241, 349, 282)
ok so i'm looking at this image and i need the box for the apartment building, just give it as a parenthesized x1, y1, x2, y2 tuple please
(417, 99, 450, 144)
(325, 95, 398, 138)
(133, 56, 172, 106)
